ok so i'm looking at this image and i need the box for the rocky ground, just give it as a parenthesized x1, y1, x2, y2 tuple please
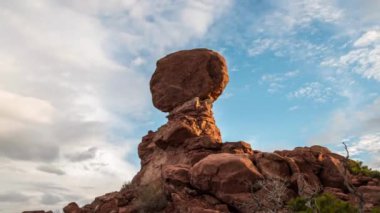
(25, 49, 380, 213)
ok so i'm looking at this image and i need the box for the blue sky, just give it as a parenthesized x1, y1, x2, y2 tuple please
(0, 0, 380, 211)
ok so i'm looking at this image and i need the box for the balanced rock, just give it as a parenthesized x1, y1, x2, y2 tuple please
(49, 49, 380, 213)
(150, 48, 229, 112)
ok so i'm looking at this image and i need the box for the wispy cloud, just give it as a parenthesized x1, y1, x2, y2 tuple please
(65, 147, 97, 162)
(322, 30, 380, 81)
(0, 192, 30, 203)
(37, 165, 66, 176)
(353, 30, 380, 47)
(255, 0, 342, 35)
(289, 82, 333, 103)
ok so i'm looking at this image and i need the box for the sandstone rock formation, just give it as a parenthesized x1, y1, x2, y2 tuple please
(34, 48, 379, 213)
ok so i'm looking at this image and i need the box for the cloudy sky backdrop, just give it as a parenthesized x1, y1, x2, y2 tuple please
(1, 0, 380, 212)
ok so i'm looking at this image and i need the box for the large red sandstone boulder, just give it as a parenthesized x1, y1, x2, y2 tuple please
(150, 48, 229, 112)
(318, 155, 346, 190)
(190, 153, 263, 205)
(253, 152, 291, 180)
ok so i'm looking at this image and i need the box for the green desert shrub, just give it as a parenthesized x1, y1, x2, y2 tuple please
(372, 207, 380, 213)
(287, 196, 309, 212)
(348, 160, 380, 179)
(288, 193, 357, 213)
(134, 183, 168, 213)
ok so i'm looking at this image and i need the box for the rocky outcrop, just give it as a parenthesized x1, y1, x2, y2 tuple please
(50, 49, 380, 213)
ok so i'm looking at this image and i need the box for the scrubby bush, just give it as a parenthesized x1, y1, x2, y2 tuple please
(348, 160, 380, 179)
(372, 207, 380, 213)
(288, 193, 357, 213)
(134, 183, 168, 213)
(240, 179, 288, 213)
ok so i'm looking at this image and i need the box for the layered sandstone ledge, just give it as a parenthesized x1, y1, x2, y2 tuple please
(27, 49, 380, 213)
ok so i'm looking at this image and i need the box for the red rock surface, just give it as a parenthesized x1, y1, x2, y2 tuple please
(37, 49, 379, 213)
(190, 153, 263, 207)
(150, 48, 229, 112)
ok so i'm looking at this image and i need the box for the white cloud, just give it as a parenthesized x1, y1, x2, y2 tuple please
(344, 133, 380, 170)
(247, 37, 329, 62)
(347, 133, 380, 156)
(256, 0, 342, 35)
(248, 38, 279, 56)
(0, 0, 232, 212)
(289, 82, 333, 103)
(0, 90, 55, 125)
(354, 30, 380, 47)
(322, 29, 380, 82)
(246, 0, 341, 58)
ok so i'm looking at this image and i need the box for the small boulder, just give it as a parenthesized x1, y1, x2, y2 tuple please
(254, 152, 291, 180)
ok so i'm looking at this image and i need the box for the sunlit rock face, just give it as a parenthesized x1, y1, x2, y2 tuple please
(55, 49, 380, 213)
